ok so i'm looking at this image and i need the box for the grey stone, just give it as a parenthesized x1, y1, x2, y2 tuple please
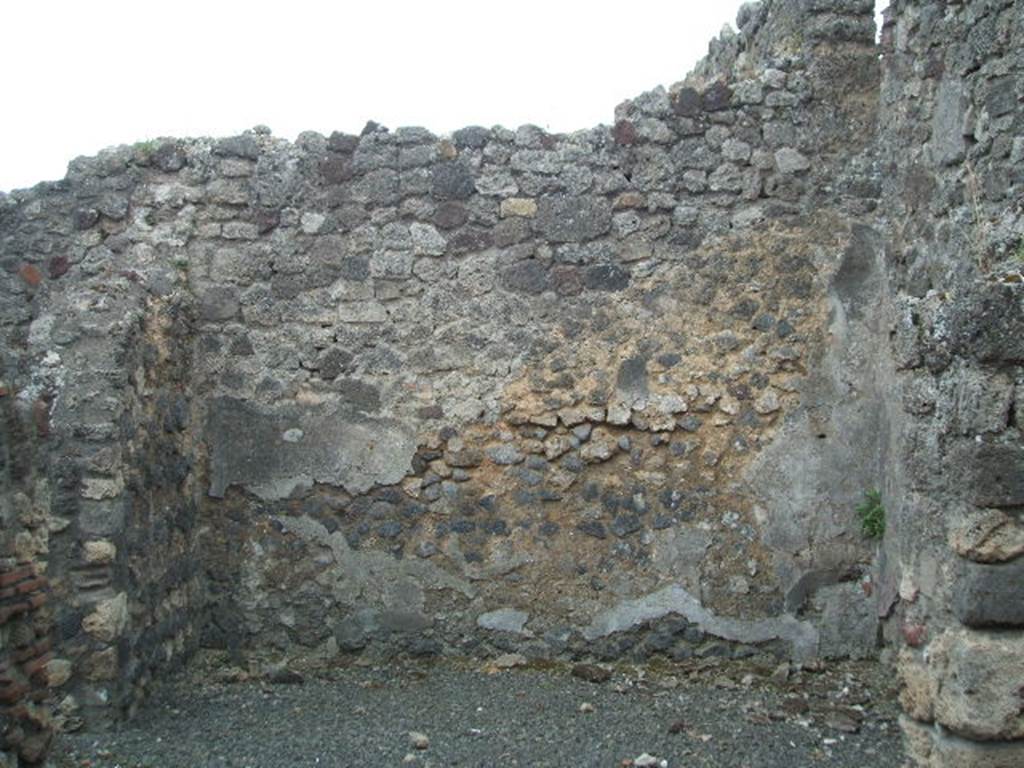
(985, 75, 1017, 118)
(577, 521, 607, 540)
(78, 499, 126, 536)
(953, 558, 1024, 627)
(970, 444, 1024, 508)
(431, 161, 475, 200)
(199, 286, 240, 322)
(151, 141, 187, 172)
(477, 608, 530, 635)
(930, 77, 966, 166)
(487, 445, 524, 465)
(812, 582, 878, 659)
(501, 260, 549, 295)
(774, 148, 811, 174)
(410, 223, 447, 256)
(453, 126, 490, 148)
(610, 514, 642, 538)
(380, 610, 430, 632)
(536, 195, 611, 242)
(98, 194, 129, 220)
(583, 264, 630, 292)
(215, 134, 261, 159)
(432, 202, 468, 230)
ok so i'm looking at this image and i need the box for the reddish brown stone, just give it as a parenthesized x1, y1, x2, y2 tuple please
(551, 266, 583, 297)
(416, 405, 444, 420)
(252, 207, 281, 234)
(19, 730, 53, 764)
(13, 640, 51, 664)
(321, 156, 354, 184)
(613, 120, 637, 146)
(28, 688, 49, 703)
(448, 226, 492, 255)
(24, 652, 54, 680)
(903, 622, 927, 647)
(672, 86, 702, 117)
(0, 604, 23, 623)
(15, 577, 48, 595)
(18, 264, 42, 287)
(613, 192, 644, 209)
(432, 202, 468, 230)
(702, 80, 733, 111)
(0, 565, 35, 588)
(118, 269, 142, 283)
(32, 398, 50, 438)
(47, 255, 69, 279)
(0, 680, 29, 704)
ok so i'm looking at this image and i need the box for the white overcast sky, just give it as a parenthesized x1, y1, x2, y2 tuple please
(1, 1, 885, 192)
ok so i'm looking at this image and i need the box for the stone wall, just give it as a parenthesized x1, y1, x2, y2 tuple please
(0, 176, 205, 760)
(186, 0, 882, 667)
(874, 1, 1024, 766)
(0, 393, 56, 764)
(0, 0, 1020, 765)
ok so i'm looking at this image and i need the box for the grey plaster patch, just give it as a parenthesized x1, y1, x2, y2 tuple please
(742, 223, 892, 652)
(207, 396, 416, 498)
(832, 225, 883, 321)
(812, 582, 879, 659)
(650, 527, 710, 592)
(930, 77, 966, 166)
(275, 515, 476, 614)
(581, 584, 819, 662)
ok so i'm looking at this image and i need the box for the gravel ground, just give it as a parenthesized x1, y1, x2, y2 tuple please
(54, 655, 904, 768)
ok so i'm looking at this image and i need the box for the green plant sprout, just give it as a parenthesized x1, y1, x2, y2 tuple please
(857, 489, 885, 539)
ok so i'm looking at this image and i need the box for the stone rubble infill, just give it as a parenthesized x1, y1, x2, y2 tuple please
(54, 657, 904, 768)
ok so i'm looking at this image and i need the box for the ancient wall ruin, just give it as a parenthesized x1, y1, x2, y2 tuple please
(877, 1, 1023, 765)
(0, 0, 1021, 765)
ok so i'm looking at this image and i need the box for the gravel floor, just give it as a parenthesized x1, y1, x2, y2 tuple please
(54, 656, 904, 768)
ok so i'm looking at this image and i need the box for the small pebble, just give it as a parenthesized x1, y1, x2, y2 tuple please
(633, 753, 668, 768)
(579, 702, 595, 713)
(571, 663, 612, 683)
(771, 662, 791, 685)
(409, 731, 430, 750)
(492, 653, 528, 669)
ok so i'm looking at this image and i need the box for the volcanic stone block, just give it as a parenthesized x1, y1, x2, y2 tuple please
(931, 629, 1024, 741)
(953, 557, 1024, 627)
(971, 444, 1024, 508)
(535, 195, 611, 242)
(430, 161, 475, 200)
